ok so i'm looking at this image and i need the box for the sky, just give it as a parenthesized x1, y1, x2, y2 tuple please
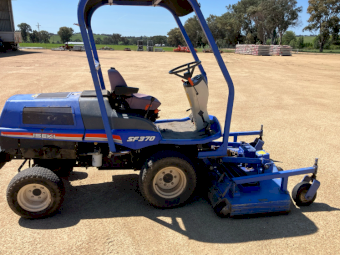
(12, 0, 313, 37)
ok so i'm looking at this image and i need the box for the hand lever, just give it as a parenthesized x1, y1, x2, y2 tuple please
(145, 97, 155, 119)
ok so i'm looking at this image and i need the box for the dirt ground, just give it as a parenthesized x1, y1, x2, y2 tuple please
(0, 50, 339, 255)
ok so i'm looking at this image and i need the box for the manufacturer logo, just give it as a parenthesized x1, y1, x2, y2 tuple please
(127, 136, 156, 142)
(33, 133, 56, 139)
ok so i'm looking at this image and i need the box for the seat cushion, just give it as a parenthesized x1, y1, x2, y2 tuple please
(126, 93, 161, 110)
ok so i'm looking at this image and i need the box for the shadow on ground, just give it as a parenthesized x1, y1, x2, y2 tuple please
(0, 50, 42, 58)
(18, 172, 338, 243)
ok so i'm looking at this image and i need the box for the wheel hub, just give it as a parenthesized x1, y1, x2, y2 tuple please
(17, 183, 52, 212)
(163, 173, 173, 183)
(153, 167, 187, 199)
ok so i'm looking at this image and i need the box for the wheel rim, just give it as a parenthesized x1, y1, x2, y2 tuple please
(299, 190, 310, 203)
(17, 183, 52, 212)
(152, 166, 187, 199)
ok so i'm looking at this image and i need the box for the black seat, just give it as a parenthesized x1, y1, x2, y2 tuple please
(108, 68, 161, 111)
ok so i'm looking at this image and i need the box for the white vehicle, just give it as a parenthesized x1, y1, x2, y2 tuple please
(0, 0, 20, 51)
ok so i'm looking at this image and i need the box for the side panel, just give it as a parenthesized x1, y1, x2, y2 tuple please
(0, 0, 13, 32)
(84, 129, 161, 150)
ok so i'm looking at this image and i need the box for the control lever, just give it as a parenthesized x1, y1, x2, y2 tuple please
(145, 97, 155, 119)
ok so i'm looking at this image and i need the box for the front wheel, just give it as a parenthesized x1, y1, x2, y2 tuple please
(292, 182, 316, 206)
(139, 152, 197, 208)
(6, 167, 64, 218)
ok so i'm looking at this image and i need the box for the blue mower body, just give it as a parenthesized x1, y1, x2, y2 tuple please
(0, 0, 320, 219)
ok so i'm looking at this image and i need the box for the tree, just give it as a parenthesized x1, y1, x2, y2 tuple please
(245, 32, 255, 43)
(167, 28, 185, 46)
(227, 0, 261, 44)
(58, 27, 74, 43)
(29, 30, 40, 43)
(303, 0, 340, 52)
(111, 33, 121, 44)
(39, 30, 50, 43)
(151, 35, 168, 45)
(248, 3, 272, 44)
(17, 23, 32, 42)
(184, 16, 205, 47)
(102, 36, 113, 45)
(216, 12, 242, 46)
(95, 37, 102, 44)
(289, 39, 297, 48)
(271, 0, 302, 45)
(282, 30, 296, 45)
(120, 37, 129, 45)
(297, 36, 304, 48)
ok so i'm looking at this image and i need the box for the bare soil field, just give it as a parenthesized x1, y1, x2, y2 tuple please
(0, 50, 339, 254)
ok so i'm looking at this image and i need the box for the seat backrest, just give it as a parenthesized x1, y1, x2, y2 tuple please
(108, 68, 127, 91)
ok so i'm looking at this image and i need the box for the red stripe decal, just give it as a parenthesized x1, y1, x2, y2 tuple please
(85, 134, 122, 141)
(2, 132, 33, 136)
(1, 132, 82, 138)
(112, 135, 122, 140)
(86, 134, 107, 138)
(54, 134, 83, 138)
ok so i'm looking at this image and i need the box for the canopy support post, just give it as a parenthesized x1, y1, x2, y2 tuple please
(78, 0, 116, 153)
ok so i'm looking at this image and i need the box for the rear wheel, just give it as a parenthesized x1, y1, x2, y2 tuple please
(139, 152, 197, 208)
(6, 167, 64, 218)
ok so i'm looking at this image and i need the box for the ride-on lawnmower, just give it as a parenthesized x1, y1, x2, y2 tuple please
(0, 0, 320, 219)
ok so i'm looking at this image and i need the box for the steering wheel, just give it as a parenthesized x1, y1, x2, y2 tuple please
(169, 60, 201, 80)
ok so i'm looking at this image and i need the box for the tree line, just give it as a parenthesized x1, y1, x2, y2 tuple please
(16, 0, 339, 52)
(16, 23, 168, 46)
(167, 0, 340, 52)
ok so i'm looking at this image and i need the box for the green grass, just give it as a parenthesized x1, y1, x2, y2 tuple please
(19, 43, 217, 52)
(19, 43, 66, 49)
(299, 36, 316, 44)
(49, 34, 108, 43)
(298, 49, 340, 54)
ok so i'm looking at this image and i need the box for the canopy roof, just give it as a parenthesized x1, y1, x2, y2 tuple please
(83, 0, 195, 26)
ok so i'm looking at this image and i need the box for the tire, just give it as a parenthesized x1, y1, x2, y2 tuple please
(6, 167, 64, 218)
(139, 151, 197, 208)
(292, 182, 316, 206)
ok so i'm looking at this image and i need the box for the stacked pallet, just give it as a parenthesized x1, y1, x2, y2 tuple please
(252, 45, 270, 56)
(235, 44, 270, 56)
(270, 45, 292, 56)
(235, 44, 255, 55)
(236, 44, 292, 56)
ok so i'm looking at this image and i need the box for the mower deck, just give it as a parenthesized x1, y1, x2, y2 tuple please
(209, 167, 292, 216)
